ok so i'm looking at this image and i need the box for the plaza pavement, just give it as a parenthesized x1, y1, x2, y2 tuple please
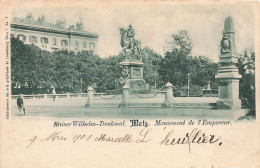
(11, 94, 218, 118)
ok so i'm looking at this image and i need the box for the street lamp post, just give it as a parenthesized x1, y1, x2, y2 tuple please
(187, 73, 190, 97)
(80, 78, 83, 93)
(154, 73, 157, 90)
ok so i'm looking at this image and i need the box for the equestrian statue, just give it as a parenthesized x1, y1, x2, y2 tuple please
(120, 24, 143, 60)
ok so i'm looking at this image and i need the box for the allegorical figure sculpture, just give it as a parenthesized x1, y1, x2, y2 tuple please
(120, 24, 142, 60)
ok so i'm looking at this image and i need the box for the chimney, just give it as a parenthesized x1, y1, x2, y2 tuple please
(38, 15, 45, 24)
(56, 19, 66, 28)
(76, 22, 83, 31)
(69, 25, 75, 30)
(26, 12, 33, 23)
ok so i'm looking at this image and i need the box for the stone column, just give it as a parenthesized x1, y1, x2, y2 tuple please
(215, 16, 242, 110)
(120, 85, 129, 107)
(162, 82, 174, 108)
(67, 93, 70, 99)
(86, 87, 94, 107)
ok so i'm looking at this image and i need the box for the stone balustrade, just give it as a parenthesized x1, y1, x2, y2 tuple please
(11, 92, 106, 100)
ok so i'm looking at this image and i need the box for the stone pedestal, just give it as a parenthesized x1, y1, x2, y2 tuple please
(119, 85, 130, 107)
(163, 82, 174, 108)
(215, 78, 241, 110)
(86, 87, 94, 107)
(119, 59, 149, 90)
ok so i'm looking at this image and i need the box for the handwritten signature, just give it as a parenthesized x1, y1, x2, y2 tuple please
(160, 128, 222, 153)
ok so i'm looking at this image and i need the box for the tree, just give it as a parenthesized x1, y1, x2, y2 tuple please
(159, 30, 218, 95)
(188, 56, 218, 88)
(164, 30, 192, 56)
(141, 47, 163, 87)
(52, 50, 80, 93)
(11, 37, 53, 94)
(76, 50, 108, 92)
(100, 54, 124, 90)
(11, 37, 27, 94)
(159, 30, 193, 86)
(238, 49, 255, 117)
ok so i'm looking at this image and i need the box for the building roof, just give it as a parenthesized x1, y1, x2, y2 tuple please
(11, 16, 99, 38)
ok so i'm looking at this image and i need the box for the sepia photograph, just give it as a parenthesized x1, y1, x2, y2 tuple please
(0, 1, 259, 168)
(10, 4, 255, 120)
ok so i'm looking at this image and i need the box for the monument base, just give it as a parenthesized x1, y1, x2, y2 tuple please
(217, 99, 241, 110)
(117, 59, 153, 94)
(125, 79, 149, 90)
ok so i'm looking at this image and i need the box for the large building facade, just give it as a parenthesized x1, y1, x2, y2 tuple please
(11, 13, 99, 54)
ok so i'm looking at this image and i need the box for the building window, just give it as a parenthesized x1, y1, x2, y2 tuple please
(89, 43, 95, 50)
(75, 40, 79, 47)
(41, 37, 48, 44)
(61, 40, 68, 46)
(83, 41, 87, 48)
(18, 34, 26, 42)
(52, 38, 57, 45)
(29, 36, 37, 43)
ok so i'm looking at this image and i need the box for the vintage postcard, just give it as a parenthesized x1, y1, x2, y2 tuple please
(0, 0, 259, 168)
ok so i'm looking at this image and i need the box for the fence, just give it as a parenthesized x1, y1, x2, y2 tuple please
(11, 93, 106, 100)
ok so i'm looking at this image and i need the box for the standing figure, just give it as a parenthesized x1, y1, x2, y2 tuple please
(127, 24, 135, 51)
(52, 88, 56, 102)
(17, 94, 25, 115)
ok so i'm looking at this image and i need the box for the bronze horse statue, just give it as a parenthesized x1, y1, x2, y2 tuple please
(120, 28, 142, 60)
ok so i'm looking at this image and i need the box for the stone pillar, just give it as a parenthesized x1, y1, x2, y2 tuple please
(86, 87, 94, 107)
(67, 93, 70, 99)
(120, 85, 129, 107)
(162, 82, 174, 108)
(215, 16, 242, 110)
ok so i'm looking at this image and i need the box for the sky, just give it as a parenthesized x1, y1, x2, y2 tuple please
(12, 2, 255, 62)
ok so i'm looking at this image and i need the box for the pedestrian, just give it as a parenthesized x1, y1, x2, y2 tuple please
(17, 94, 25, 116)
(52, 88, 56, 101)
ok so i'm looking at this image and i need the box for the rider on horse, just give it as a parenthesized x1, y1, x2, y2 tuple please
(120, 24, 142, 60)
(127, 24, 135, 51)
